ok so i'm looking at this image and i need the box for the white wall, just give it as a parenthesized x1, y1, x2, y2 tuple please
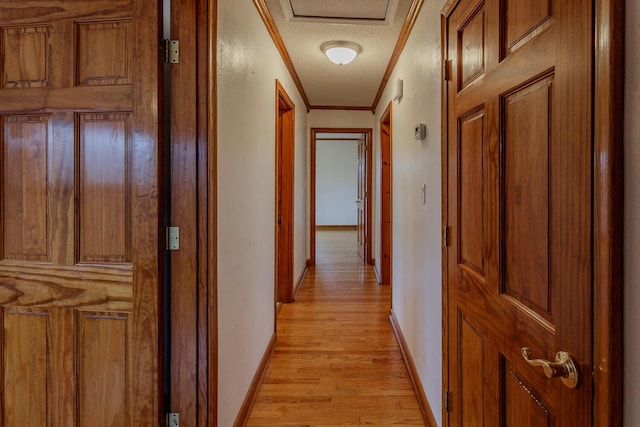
(373, 1, 446, 424)
(624, 1, 640, 424)
(217, 0, 308, 423)
(316, 140, 358, 225)
(308, 109, 375, 129)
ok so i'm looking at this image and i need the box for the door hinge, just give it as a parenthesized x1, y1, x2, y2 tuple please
(444, 390, 451, 412)
(443, 225, 451, 247)
(166, 226, 180, 251)
(161, 39, 180, 64)
(444, 59, 452, 81)
(166, 413, 179, 427)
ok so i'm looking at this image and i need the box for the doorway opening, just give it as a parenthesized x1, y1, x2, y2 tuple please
(310, 128, 373, 266)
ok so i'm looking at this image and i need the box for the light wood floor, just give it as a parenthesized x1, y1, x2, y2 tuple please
(245, 230, 426, 426)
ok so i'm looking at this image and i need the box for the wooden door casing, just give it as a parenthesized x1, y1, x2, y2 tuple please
(380, 104, 392, 287)
(0, 1, 161, 426)
(309, 128, 373, 266)
(443, 0, 597, 425)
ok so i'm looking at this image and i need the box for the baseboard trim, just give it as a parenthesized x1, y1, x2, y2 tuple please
(372, 258, 381, 284)
(293, 259, 310, 300)
(390, 310, 438, 427)
(233, 332, 277, 426)
(315, 225, 357, 230)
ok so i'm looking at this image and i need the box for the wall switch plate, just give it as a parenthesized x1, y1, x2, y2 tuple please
(415, 123, 426, 140)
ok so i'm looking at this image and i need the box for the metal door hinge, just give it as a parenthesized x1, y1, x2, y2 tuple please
(445, 390, 451, 412)
(161, 39, 180, 64)
(444, 59, 452, 81)
(166, 227, 180, 251)
(167, 413, 179, 427)
(443, 225, 451, 247)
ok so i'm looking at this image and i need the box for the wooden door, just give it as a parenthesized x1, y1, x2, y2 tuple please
(0, 1, 161, 426)
(444, 0, 594, 425)
(380, 105, 392, 287)
(356, 136, 366, 261)
(275, 81, 295, 304)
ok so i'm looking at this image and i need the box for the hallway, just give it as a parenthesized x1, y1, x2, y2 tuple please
(246, 230, 426, 425)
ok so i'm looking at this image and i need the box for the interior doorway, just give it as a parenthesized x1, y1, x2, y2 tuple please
(380, 103, 392, 287)
(310, 128, 373, 266)
(275, 80, 296, 304)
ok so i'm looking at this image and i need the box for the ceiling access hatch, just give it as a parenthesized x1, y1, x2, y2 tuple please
(279, 0, 399, 25)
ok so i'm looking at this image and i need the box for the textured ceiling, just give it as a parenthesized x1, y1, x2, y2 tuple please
(265, 0, 413, 108)
(286, 0, 392, 21)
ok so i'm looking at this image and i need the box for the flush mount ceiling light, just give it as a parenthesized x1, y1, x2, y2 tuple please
(321, 41, 362, 65)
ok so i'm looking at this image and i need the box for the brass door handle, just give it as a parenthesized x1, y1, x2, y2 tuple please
(521, 347, 579, 389)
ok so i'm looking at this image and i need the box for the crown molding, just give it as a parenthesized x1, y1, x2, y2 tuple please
(371, 0, 425, 112)
(253, 0, 312, 111)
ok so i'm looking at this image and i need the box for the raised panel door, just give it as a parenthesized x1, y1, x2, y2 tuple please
(0, 1, 160, 426)
(445, 0, 593, 425)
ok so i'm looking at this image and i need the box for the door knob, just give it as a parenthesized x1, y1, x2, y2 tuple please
(521, 347, 579, 388)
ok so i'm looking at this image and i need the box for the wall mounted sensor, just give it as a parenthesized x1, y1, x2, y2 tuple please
(415, 123, 426, 140)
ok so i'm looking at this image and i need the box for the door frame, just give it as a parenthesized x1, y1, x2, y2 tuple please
(380, 103, 393, 287)
(309, 127, 373, 265)
(168, 0, 218, 425)
(439, 1, 624, 425)
(275, 80, 296, 304)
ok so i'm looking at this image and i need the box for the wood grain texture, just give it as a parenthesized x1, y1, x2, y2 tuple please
(593, 0, 624, 425)
(3, 309, 49, 427)
(2, 114, 50, 261)
(2, 26, 49, 88)
(170, 0, 201, 423)
(275, 80, 296, 303)
(246, 230, 425, 426)
(0, 87, 133, 114)
(78, 312, 128, 427)
(444, 0, 597, 425)
(198, 0, 218, 424)
(0, 263, 132, 310)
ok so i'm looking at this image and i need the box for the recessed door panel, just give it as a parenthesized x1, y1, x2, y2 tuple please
(2, 115, 50, 261)
(458, 108, 485, 276)
(503, 76, 553, 316)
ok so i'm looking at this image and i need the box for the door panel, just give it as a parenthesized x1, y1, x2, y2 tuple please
(0, 1, 160, 426)
(357, 136, 365, 261)
(445, 0, 593, 425)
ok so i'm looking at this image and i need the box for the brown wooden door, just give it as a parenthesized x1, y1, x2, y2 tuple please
(0, 1, 161, 426)
(444, 0, 593, 425)
(356, 136, 366, 261)
(380, 106, 392, 287)
(275, 81, 295, 303)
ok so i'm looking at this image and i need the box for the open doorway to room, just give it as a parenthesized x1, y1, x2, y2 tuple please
(310, 128, 373, 266)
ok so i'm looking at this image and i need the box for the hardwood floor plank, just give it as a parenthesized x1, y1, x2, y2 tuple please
(245, 230, 426, 426)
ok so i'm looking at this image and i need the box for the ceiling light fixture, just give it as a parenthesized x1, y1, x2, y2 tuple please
(321, 41, 362, 65)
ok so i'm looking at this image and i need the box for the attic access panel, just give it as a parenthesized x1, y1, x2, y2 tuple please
(281, 0, 399, 24)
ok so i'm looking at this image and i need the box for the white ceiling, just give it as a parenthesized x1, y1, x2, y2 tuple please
(264, 0, 414, 109)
